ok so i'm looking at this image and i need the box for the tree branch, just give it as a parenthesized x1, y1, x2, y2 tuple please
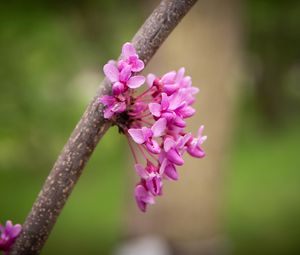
(10, 0, 197, 254)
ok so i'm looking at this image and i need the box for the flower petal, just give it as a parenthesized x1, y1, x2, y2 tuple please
(147, 73, 156, 88)
(141, 127, 153, 141)
(161, 71, 176, 83)
(176, 67, 185, 82)
(187, 145, 206, 158)
(161, 93, 170, 110)
(99, 95, 115, 106)
(104, 108, 114, 119)
(134, 185, 155, 212)
(164, 163, 179, 180)
(177, 133, 192, 149)
(119, 64, 131, 82)
(167, 148, 184, 165)
(131, 59, 144, 72)
(122, 42, 136, 59)
(180, 106, 195, 118)
(149, 103, 161, 117)
(146, 176, 162, 196)
(103, 62, 119, 82)
(146, 139, 161, 154)
(112, 82, 125, 95)
(112, 102, 126, 113)
(128, 129, 146, 144)
(163, 137, 175, 152)
(173, 116, 186, 128)
(151, 118, 167, 137)
(127, 75, 145, 89)
(10, 224, 22, 238)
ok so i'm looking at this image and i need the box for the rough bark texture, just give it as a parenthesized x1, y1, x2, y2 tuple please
(10, 0, 197, 254)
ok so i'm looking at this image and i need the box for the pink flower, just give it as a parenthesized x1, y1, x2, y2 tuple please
(0, 220, 22, 254)
(147, 68, 194, 96)
(128, 118, 167, 154)
(162, 133, 191, 165)
(187, 125, 207, 158)
(99, 42, 206, 212)
(159, 158, 178, 180)
(119, 42, 145, 72)
(134, 184, 155, 212)
(103, 61, 145, 92)
(135, 161, 163, 196)
(149, 92, 195, 128)
(99, 95, 126, 119)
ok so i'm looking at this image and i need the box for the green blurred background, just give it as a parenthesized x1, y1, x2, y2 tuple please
(0, 0, 300, 254)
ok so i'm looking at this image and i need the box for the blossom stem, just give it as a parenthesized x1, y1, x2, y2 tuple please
(136, 144, 152, 163)
(135, 87, 153, 100)
(126, 136, 139, 164)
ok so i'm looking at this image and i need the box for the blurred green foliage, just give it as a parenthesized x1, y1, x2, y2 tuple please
(225, 98, 300, 255)
(246, 0, 300, 123)
(224, 1, 300, 254)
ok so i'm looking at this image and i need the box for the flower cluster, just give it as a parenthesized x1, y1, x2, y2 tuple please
(100, 42, 206, 212)
(0, 220, 21, 254)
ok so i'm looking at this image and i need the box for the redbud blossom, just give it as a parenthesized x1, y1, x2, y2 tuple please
(0, 220, 22, 255)
(100, 42, 206, 212)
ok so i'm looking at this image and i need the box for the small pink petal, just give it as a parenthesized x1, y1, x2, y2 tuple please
(119, 65, 131, 82)
(112, 102, 126, 113)
(161, 112, 175, 122)
(135, 185, 155, 212)
(159, 158, 167, 175)
(190, 86, 199, 94)
(146, 176, 162, 196)
(141, 127, 153, 141)
(187, 146, 206, 158)
(173, 116, 186, 128)
(198, 125, 205, 137)
(161, 93, 170, 110)
(149, 103, 161, 117)
(147, 74, 156, 88)
(163, 83, 180, 95)
(103, 62, 119, 83)
(177, 133, 192, 149)
(10, 224, 22, 238)
(151, 118, 167, 137)
(122, 42, 136, 58)
(128, 129, 146, 144)
(176, 67, 185, 82)
(112, 82, 125, 95)
(167, 148, 184, 166)
(182, 76, 192, 88)
(164, 137, 175, 152)
(104, 108, 114, 119)
(164, 163, 178, 180)
(131, 59, 144, 72)
(146, 140, 161, 154)
(127, 75, 145, 89)
(99, 95, 115, 106)
(168, 92, 185, 110)
(180, 106, 195, 118)
(161, 71, 176, 83)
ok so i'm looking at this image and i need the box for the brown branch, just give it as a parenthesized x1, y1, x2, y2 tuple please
(10, 0, 197, 254)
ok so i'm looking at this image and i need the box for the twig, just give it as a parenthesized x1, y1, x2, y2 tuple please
(10, 0, 197, 254)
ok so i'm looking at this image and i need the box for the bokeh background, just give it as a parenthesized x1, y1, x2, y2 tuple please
(1, 0, 300, 254)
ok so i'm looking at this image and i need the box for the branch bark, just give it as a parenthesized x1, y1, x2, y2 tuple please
(10, 1, 197, 254)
